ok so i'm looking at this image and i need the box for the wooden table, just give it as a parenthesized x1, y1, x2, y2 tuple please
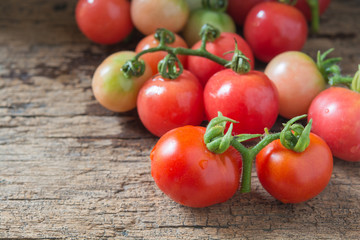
(0, 0, 359, 239)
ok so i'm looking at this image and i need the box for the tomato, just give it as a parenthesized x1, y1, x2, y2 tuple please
(185, 0, 202, 10)
(137, 70, 204, 137)
(256, 133, 333, 203)
(135, 33, 188, 75)
(131, 0, 189, 35)
(295, 0, 331, 21)
(227, 0, 275, 26)
(308, 87, 360, 162)
(92, 51, 153, 112)
(264, 51, 326, 119)
(244, 2, 308, 63)
(182, 8, 236, 47)
(204, 69, 279, 135)
(75, 0, 133, 44)
(150, 126, 242, 208)
(187, 32, 255, 86)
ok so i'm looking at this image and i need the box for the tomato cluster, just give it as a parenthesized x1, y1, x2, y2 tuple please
(76, 0, 360, 208)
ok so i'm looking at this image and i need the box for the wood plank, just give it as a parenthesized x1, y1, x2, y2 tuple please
(0, 0, 359, 239)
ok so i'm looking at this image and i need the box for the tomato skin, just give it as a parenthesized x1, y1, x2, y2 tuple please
(295, 0, 331, 21)
(244, 2, 308, 63)
(131, 0, 189, 35)
(204, 69, 279, 135)
(256, 133, 333, 203)
(187, 32, 255, 86)
(150, 126, 242, 208)
(137, 70, 204, 137)
(227, 0, 275, 26)
(75, 0, 133, 44)
(264, 51, 326, 119)
(182, 9, 236, 47)
(308, 87, 360, 162)
(92, 51, 153, 112)
(135, 33, 188, 75)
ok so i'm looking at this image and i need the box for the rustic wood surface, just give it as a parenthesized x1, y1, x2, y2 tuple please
(0, 0, 359, 239)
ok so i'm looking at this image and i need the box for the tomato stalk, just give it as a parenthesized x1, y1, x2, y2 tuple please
(306, 0, 320, 33)
(351, 65, 360, 93)
(205, 112, 313, 193)
(122, 25, 250, 79)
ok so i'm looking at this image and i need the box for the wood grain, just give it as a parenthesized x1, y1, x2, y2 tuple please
(0, 0, 359, 239)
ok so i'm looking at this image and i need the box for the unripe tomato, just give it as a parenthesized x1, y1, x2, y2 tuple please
(92, 51, 153, 112)
(131, 0, 189, 35)
(182, 9, 236, 47)
(264, 51, 326, 119)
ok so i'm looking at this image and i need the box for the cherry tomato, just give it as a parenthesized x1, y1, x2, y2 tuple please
(182, 9, 236, 47)
(137, 70, 204, 137)
(295, 0, 331, 21)
(264, 51, 326, 119)
(308, 87, 360, 162)
(131, 0, 189, 35)
(135, 33, 188, 75)
(244, 2, 308, 63)
(75, 0, 133, 44)
(204, 69, 279, 135)
(256, 133, 333, 203)
(150, 125, 242, 208)
(227, 0, 275, 26)
(92, 51, 153, 112)
(187, 32, 255, 86)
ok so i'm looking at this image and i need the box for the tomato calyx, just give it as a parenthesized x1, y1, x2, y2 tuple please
(121, 58, 146, 78)
(199, 24, 220, 45)
(280, 114, 313, 152)
(201, 0, 228, 12)
(224, 41, 251, 74)
(157, 53, 184, 79)
(317, 49, 353, 88)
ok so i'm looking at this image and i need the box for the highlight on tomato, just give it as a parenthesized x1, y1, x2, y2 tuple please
(131, 0, 189, 35)
(182, 0, 235, 46)
(187, 32, 255, 86)
(135, 33, 188, 75)
(264, 51, 326, 119)
(244, 1, 308, 62)
(92, 51, 152, 112)
(75, 0, 133, 44)
(150, 125, 242, 208)
(137, 68, 204, 137)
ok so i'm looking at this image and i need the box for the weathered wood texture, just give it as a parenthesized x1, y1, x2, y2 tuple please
(0, 0, 359, 239)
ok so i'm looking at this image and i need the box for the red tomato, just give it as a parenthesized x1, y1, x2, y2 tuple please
(182, 8, 236, 47)
(135, 33, 188, 75)
(244, 2, 308, 63)
(131, 0, 189, 35)
(295, 0, 331, 21)
(204, 69, 279, 135)
(92, 51, 153, 112)
(264, 51, 326, 119)
(137, 70, 204, 137)
(76, 0, 133, 44)
(256, 133, 333, 203)
(308, 87, 360, 162)
(187, 32, 255, 86)
(150, 126, 242, 208)
(227, 0, 275, 26)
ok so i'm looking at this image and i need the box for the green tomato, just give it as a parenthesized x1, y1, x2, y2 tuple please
(92, 51, 153, 112)
(182, 9, 236, 46)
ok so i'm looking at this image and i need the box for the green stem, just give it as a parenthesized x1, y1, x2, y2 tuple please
(230, 133, 281, 193)
(307, 0, 320, 33)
